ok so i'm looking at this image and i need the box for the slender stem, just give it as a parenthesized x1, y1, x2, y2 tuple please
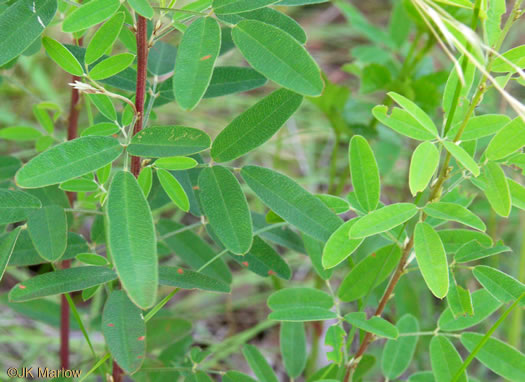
(61, 29, 84, 370)
(451, 293, 525, 382)
(130, 16, 149, 178)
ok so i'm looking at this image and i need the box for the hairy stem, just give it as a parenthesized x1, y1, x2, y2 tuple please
(130, 16, 149, 178)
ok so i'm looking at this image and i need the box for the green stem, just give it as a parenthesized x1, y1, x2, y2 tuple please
(451, 293, 525, 382)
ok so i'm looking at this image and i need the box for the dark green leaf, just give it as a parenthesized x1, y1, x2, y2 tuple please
(344, 312, 399, 339)
(430, 336, 467, 382)
(0, 190, 42, 224)
(213, 0, 279, 15)
(27, 205, 67, 262)
(280, 322, 306, 378)
(159, 267, 230, 292)
(381, 314, 419, 379)
(0, 228, 21, 282)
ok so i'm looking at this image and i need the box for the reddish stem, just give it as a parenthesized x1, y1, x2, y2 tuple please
(112, 362, 124, 382)
(61, 32, 83, 369)
(130, 16, 149, 178)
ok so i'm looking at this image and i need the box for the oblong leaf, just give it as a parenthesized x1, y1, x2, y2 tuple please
(483, 161, 511, 217)
(8, 266, 117, 302)
(0, 0, 57, 66)
(85, 12, 125, 65)
(414, 222, 449, 299)
(338, 245, 401, 302)
(106, 171, 158, 309)
(174, 17, 221, 110)
(388, 92, 438, 137)
(509, 178, 525, 210)
(430, 336, 467, 382)
(157, 169, 190, 212)
(128, 0, 154, 18)
(473, 265, 525, 305)
(349, 203, 418, 239)
(102, 290, 146, 373)
(381, 314, 419, 379)
(232, 20, 323, 96)
(486, 117, 525, 160)
(461, 332, 525, 381)
(211, 89, 302, 162)
(409, 141, 439, 195)
(15, 136, 123, 188)
(349, 135, 380, 211)
(344, 312, 399, 339)
(438, 289, 502, 331)
(76, 253, 110, 266)
(204, 66, 268, 98)
(127, 126, 211, 158)
(80, 122, 120, 137)
(241, 166, 342, 242)
(62, 0, 120, 33)
(268, 287, 336, 322)
(27, 205, 67, 262)
(159, 267, 230, 292)
(198, 166, 253, 254)
(89, 53, 135, 80)
(443, 140, 479, 176)
(280, 322, 306, 378)
(447, 114, 510, 141)
(322, 218, 363, 269)
(372, 105, 437, 141)
(0, 190, 42, 224)
(42, 37, 84, 76)
(438, 229, 493, 253)
(423, 202, 486, 231)
(154, 156, 198, 171)
(234, 236, 291, 280)
(242, 345, 279, 382)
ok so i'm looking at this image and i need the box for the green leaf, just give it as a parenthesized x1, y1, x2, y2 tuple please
(447, 114, 510, 141)
(267, 287, 336, 321)
(344, 312, 399, 339)
(128, 0, 154, 19)
(106, 171, 158, 309)
(15, 136, 123, 188)
(409, 141, 439, 195)
(85, 12, 125, 65)
(388, 92, 439, 137)
(213, 0, 279, 15)
(414, 222, 449, 299)
(438, 229, 493, 253)
(154, 156, 198, 171)
(482, 161, 511, 217)
(174, 17, 221, 110)
(486, 117, 525, 160)
(381, 314, 419, 379)
(455, 240, 510, 263)
(302, 234, 332, 280)
(27, 205, 67, 262)
(438, 289, 502, 331)
(372, 105, 437, 141)
(0, 228, 22, 282)
(509, 178, 525, 210)
(234, 236, 291, 280)
(216, 7, 306, 43)
(473, 266, 525, 305)
(423, 202, 485, 231)
(148, 41, 177, 76)
(349, 135, 380, 211)
(338, 244, 401, 302)
(242, 345, 279, 382)
(0, 190, 42, 224)
(42, 37, 84, 76)
(62, 0, 120, 33)
(89, 53, 135, 80)
(491, 44, 525, 72)
(137, 166, 153, 198)
(278, 0, 328, 4)
(198, 166, 252, 254)
(59, 178, 99, 192)
(0, 156, 22, 180)
(211, 89, 302, 162)
(223, 371, 257, 382)
(442, 140, 479, 176)
(349, 203, 418, 239)
(88, 94, 117, 121)
(8, 266, 117, 302)
(280, 322, 306, 378)
(316, 194, 350, 214)
(127, 126, 211, 158)
(232, 20, 323, 96)
(0, 126, 43, 141)
(430, 336, 467, 382)
(241, 166, 342, 242)
(461, 332, 525, 381)
(325, 325, 346, 364)
(157, 169, 190, 212)
(0, 0, 57, 66)
(322, 218, 363, 269)
(159, 267, 230, 292)
(76, 253, 110, 266)
(80, 122, 120, 137)
(102, 290, 146, 373)
(204, 66, 267, 98)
